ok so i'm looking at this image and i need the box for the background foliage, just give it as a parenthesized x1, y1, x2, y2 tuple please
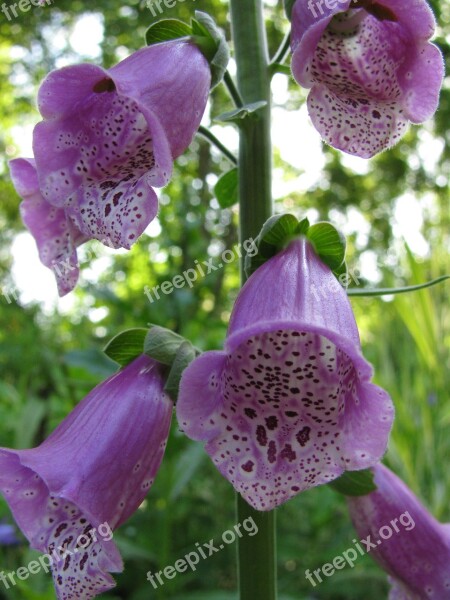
(0, 1, 448, 598)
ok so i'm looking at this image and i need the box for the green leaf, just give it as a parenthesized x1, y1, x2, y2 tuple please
(261, 213, 299, 247)
(214, 168, 238, 208)
(144, 326, 186, 366)
(215, 101, 267, 124)
(307, 222, 346, 271)
(328, 469, 377, 496)
(244, 213, 300, 278)
(296, 217, 310, 235)
(145, 19, 192, 46)
(191, 18, 211, 38)
(347, 275, 450, 297)
(103, 328, 148, 367)
(164, 341, 198, 402)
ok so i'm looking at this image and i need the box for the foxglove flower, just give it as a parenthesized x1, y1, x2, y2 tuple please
(348, 463, 450, 599)
(0, 355, 173, 599)
(290, 0, 444, 158)
(177, 239, 394, 510)
(12, 39, 211, 295)
(9, 158, 87, 296)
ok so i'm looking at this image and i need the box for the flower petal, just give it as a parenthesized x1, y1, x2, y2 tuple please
(66, 176, 159, 250)
(37, 64, 109, 120)
(177, 351, 228, 442)
(398, 43, 445, 123)
(9, 158, 84, 296)
(0, 452, 122, 599)
(34, 93, 160, 248)
(109, 41, 211, 159)
(291, 0, 351, 87)
(307, 83, 409, 158)
(186, 329, 391, 510)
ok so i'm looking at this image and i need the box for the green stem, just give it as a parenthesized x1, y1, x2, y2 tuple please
(347, 275, 450, 297)
(270, 31, 291, 66)
(197, 126, 238, 165)
(229, 2, 276, 600)
(224, 70, 245, 107)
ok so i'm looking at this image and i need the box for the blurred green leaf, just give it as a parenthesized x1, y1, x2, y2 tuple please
(329, 470, 377, 497)
(214, 168, 238, 208)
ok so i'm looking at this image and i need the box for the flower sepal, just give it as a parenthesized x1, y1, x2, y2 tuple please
(244, 213, 346, 279)
(104, 328, 149, 367)
(144, 326, 200, 402)
(191, 12, 230, 89)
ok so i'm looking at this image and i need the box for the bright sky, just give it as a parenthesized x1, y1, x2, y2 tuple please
(7, 10, 442, 311)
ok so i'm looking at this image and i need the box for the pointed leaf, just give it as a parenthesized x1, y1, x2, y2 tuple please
(307, 222, 346, 271)
(103, 328, 147, 367)
(145, 19, 192, 46)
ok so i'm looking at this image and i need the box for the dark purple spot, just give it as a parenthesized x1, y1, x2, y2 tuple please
(54, 523, 68, 538)
(242, 461, 254, 473)
(280, 444, 296, 462)
(265, 416, 278, 431)
(244, 408, 257, 419)
(296, 426, 311, 447)
(267, 441, 277, 464)
(256, 425, 267, 447)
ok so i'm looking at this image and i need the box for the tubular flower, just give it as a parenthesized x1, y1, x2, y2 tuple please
(348, 463, 450, 599)
(290, 0, 444, 158)
(12, 39, 211, 295)
(177, 239, 394, 510)
(0, 355, 173, 599)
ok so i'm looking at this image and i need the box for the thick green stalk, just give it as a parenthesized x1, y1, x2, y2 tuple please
(229, 2, 276, 600)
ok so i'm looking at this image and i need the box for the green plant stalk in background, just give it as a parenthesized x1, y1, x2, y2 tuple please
(229, 1, 277, 598)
